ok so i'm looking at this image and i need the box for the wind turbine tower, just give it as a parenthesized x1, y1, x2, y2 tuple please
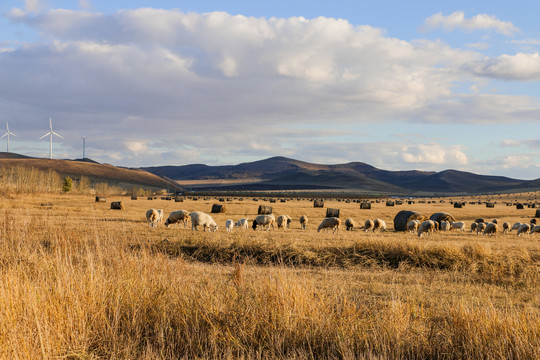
(39, 117, 64, 159)
(81, 136, 87, 159)
(0, 122, 17, 153)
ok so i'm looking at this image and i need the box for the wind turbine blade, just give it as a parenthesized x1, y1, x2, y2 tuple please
(39, 132, 51, 139)
(9, 132, 17, 137)
(52, 131, 64, 139)
(0, 133, 7, 139)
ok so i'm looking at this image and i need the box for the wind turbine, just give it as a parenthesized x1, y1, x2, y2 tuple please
(81, 136, 87, 159)
(39, 117, 63, 159)
(0, 122, 17, 153)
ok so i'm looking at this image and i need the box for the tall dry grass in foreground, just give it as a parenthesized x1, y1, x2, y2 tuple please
(0, 193, 538, 359)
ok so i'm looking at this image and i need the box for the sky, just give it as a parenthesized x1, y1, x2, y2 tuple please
(0, 0, 539, 179)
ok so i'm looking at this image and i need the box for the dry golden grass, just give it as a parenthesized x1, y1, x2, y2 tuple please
(0, 191, 538, 359)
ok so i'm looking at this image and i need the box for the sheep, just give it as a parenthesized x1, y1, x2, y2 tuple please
(418, 220, 436, 237)
(483, 222, 498, 236)
(345, 218, 356, 231)
(470, 222, 477, 232)
(276, 215, 292, 229)
(146, 209, 159, 228)
(530, 225, 540, 235)
(406, 220, 420, 233)
(451, 221, 466, 231)
(509, 222, 522, 232)
(164, 210, 190, 228)
(252, 214, 275, 231)
(440, 221, 451, 231)
(364, 219, 374, 232)
(156, 209, 164, 224)
(225, 219, 234, 232)
(189, 211, 218, 232)
(373, 219, 386, 231)
(299, 215, 308, 230)
(317, 217, 341, 234)
(235, 218, 249, 229)
(517, 223, 531, 236)
(502, 221, 510, 234)
(491, 219, 498, 224)
(476, 222, 486, 235)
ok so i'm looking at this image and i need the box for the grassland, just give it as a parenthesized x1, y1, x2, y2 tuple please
(0, 191, 538, 359)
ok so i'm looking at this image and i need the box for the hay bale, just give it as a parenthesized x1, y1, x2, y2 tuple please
(258, 205, 273, 215)
(95, 196, 106, 202)
(326, 208, 340, 218)
(486, 202, 495, 208)
(219, 198, 225, 202)
(175, 196, 184, 202)
(535, 209, 540, 218)
(131, 196, 138, 200)
(211, 204, 226, 213)
(394, 210, 426, 232)
(395, 200, 403, 205)
(454, 202, 463, 208)
(313, 199, 324, 208)
(110, 201, 124, 210)
(386, 200, 395, 207)
(360, 202, 371, 209)
(147, 197, 153, 200)
(429, 212, 456, 227)
(269, 199, 276, 203)
(516, 203, 524, 210)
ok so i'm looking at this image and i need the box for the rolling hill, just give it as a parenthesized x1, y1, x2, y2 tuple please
(143, 156, 537, 195)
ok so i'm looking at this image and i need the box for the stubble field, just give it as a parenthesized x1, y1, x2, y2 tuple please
(0, 192, 538, 359)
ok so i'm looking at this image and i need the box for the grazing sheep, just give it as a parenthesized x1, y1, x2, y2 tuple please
(373, 219, 386, 231)
(451, 221, 466, 231)
(252, 214, 276, 231)
(345, 218, 356, 231)
(164, 210, 190, 228)
(146, 209, 160, 228)
(470, 222, 477, 232)
(476, 222, 487, 235)
(406, 220, 420, 233)
(317, 217, 341, 234)
(510, 222, 522, 232)
(440, 221, 451, 231)
(225, 219, 234, 232)
(189, 211, 218, 232)
(299, 215, 308, 230)
(276, 215, 291, 229)
(502, 222, 510, 234)
(235, 218, 249, 229)
(491, 219, 498, 224)
(530, 225, 540, 235)
(517, 223, 531, 236)
(156, 209, 164, 224)
(418, 220, 436, 237)
(483, 222, 498, 236)
(364, 219, 374, 232)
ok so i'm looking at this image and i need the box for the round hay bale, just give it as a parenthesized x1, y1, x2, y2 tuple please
(110, 201, 124, 210)
(386, 200, 395, 207)
(394, 210, 426, 232)
(454, 202, 463, 208)
(516, 203, 524, 210)
(211, 204, 226, 213)
(131, 196, 138, 200)
(429, 212, 456, 226)
(95, 196, 106, 202)
(147, 197, 153, 200)
(360, 202, 371, 209)
(326, 208, 340, 218)
(175, 196, 184, 202)
(258, 205, 273, 215)
(486, 202, 495, 208)
(313, 199, 324, 208)
(536, 209, 540, 218)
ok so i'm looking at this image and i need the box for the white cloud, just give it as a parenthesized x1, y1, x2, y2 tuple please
(24, 0, 48, 13)
(400, 144, 468, 166)
(466, 52, 540, 80)
(422, 11, 519, 36)
(78, 0, 92, 10)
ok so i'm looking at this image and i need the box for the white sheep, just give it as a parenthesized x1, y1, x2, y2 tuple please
(164, 210, 190, 228)
(146, 209, 159, 228)
(509, 222, 522, 232)
(299, 215, 308, 230)
(373, 219, 386, 232)
(440, 221, 451, 231)
(364, 219, 374, 232)
(529, 225, 540, 235)
(418, 220, 436, 237)
(345, 218, 356, 231)
(406, 220, 420, 233)
(517, 223, 531, 236)
(317, 217, 341, 234)
(252, 214, 275, 231)
(235, 218, 249, 229)
(189, 211, 218, 232)
(451, 221, 466, 231)
(476, 222, 486, 235)
(276, 215, 291, 229)
(502, 221, 510, 234)
(156, 209, 164, 224)
(483, 222, 498, 236)
(225, 219, 234, 232)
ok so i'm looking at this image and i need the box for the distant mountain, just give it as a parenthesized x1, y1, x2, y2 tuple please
(143, 156, 537, 194)
(0, 152, 180, 191)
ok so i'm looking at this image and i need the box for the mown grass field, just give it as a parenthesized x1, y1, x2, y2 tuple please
(0, 192, 538, 359)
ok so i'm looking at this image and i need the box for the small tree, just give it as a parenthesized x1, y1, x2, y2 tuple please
(62, 177, 73, 193)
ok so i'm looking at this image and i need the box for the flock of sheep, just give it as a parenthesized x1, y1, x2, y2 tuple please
(145, 207, 539, 237)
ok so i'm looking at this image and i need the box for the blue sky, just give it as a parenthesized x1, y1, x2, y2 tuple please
(0, 0, 539, 179)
